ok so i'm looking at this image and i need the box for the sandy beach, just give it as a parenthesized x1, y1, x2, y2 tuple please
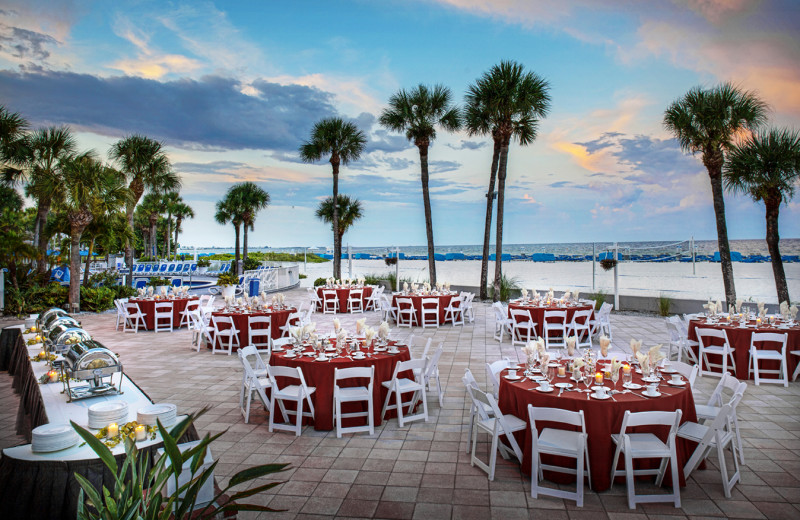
(298, 258, 800, 302)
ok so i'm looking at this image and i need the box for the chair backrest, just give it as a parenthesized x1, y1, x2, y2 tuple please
(393, 358, 426, 383)
(249, 315, 271, 327)
(618, 410, 682, 441)
(750, 332, 788, 355)
(185, 300, 200, 312)
(409, 335, 432, 359)
(239, 345, 268, 375)
(349, 289, 363, 298)
(486, 358, 513, 398)
(125, 302, 141, 314)
(544, 310, 567, 322)
(528, 405, 587, 436)
(167, 263, 176, 272)
(268, 364, 309, 391)
(159, 264, 167, 272)
(334, 366, 374, 388)
(269, 336, 294, 350)
(669, 360, 699, 386)
(570, 309, 593, 325)
(421, 297, 439, 309)
(598, 302, 613, 318)
(425, 344, 444, 379)
(696, 327, 730, 349)
(396, 297, 413, 307)
(492, 301, 507, 319)
(155, 301, 173, 311)
(510, 308, 532, 322)
(323, 290, 337, 299)
(462, 368, 479, 389)
(465, 385, 523, 460)
(665, 316, 682, 341)
(212, 314, 238, 333)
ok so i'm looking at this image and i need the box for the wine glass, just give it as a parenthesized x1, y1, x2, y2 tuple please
(611, 369, 620, 392)
(547, 366, 556, 385)
(622, 369, 632, 387)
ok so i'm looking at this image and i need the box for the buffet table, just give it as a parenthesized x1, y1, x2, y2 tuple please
(129, 296, 198, 330)
(270, 341, 412, 430)
(316, 286, 373, 313)
(498, 364, 697, 492)
(0, 325, 199, 520)
(211, 307, 297, 350)
(687, 318, 800, 380)
(507, 301, 595, 338)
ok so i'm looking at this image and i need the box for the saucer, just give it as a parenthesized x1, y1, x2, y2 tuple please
(352, 356, 366, 360)
(661, 367, 677, 374)
(668, 380, 686, 386)
(623, 383, 642, 390)
(642, 391, 661, 398)
(315, 356, 328, 362)
(387, 349, 400, 355)
(642, 376, 660, 383)
(536, 386, 554, 392)
(554, 383, 573, 389)
(504, 375, 522, 381)
(283, 353, 297, 358)
(591, 393, 612, 400)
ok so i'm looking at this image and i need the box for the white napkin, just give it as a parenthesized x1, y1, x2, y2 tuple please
(648, 345, 665, 366)
(378, 321, 390, 340)
(630, 338, 641, 359)
(521, 288, 528, 299)
(333, 318, 340, 331)
(364, 327, 375, 344)
(566, 337, 576, 356)
(599, 336, 610, 357)
(356, 318, 366, 334)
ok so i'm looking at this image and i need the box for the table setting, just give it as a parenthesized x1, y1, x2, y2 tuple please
(317, 280, 373, 312)
(212, 293, 296, 346)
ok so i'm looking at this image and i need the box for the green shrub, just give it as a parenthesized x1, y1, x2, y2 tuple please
(196, 257, 210, 267)
(80, 286, 116, 312)
(313, 277, 327, 287)
(487, 274, 521, 302)
(586, 290, 608, 310)
(299, 274, 307, 279)
(147, 277, 170, 287)
(86, 270, 122, 288)
(112, 285, 137, 300)
(217, 272, 239, 286)
(4, 283, 68, 315)
(243, 257, 260, 271)
(658, 293, 672, 317)
(362, 274, 385, 285)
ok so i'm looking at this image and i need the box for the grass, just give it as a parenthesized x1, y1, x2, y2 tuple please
(658, 293, 672, 316)
(487, 274, 521, 302)
(587, 289, 608, 310)
(205, 252, 328, 263)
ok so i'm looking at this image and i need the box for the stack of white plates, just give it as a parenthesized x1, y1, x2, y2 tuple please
(88, 401, 129, 429)
(137, 403, 177, 427)
(32, 423, 79, 453)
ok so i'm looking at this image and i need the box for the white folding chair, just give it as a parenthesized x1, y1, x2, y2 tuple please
(669, 360, 699, 387)
(589, 302, 613, 339)
(179, 300, 200, 328)
(408, 335, 433, 361)
(466, 385, 525, 481)
(153, 301, 174, 333)
(123, 302, 147, 333)
(395, 297, 416, 328)
(211, 315, 239, 355)
(462, 369, 494, 454)
(279, 312, 301, 338)
(113, 298, 127, 331)
(269, 336, 294, 352)
(348, 288, 364, 313)
(485, 357, 514, 399)
(188, 309, 215, 352)
(665, 316, 699, 364)
(381, 358, 428, 427)
(462, 292, 476, 323)
(248, 315, 272, 350)
(199, 294, 215, 312)
(567, 309, 593, 350)
(678, 403, 741, 498)
(509, 308, 536, 348)
(543, 310, 568, 350)
(420, 297, 440, 329)
(364, 286, 382, 312)
(444, 295, 465, 326)
(792, 350, 800, 381)
(267, 364, 316, 436)
(423, 344, 444, 407)
(492, 302, 514, 344)
(307, 287, 323, 312)
(748, 332, 789, 387)
(238, 345, 272, 423)
(696, 373, 746, 465)
(380, 294, 397, 323)
(528, 405, 592, 507)
(322, 290, 339, 314)
(696, 328, 736, 377)
(610, 410, 682, 509)
(333, 366, 375, 438)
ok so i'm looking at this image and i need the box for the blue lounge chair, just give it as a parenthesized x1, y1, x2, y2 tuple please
(158, 264, 168, 273)
(189, 263, 197, 273)
(181, 263, 190, 274)
(135, 278, 147, 289)
(166, 263, 176, 273)
(171, 278, 182, 287)
(143, 264, 153, 274)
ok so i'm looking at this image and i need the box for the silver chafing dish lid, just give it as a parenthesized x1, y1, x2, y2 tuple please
(63, 340, 120, 371)
(40, 308, 68, 329)
(44, 317, 80, 339)
(51, 327, 91, 347)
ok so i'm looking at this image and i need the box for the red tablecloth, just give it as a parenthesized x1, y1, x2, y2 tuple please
(507, 302, 594, 338)
(498, 366, 697, 492)
(687, 319, 800, 380)
(391, 293, 455, 325)
(270, 342, 412, 430)
(129, 297, 198, 330)
(211, 308, 296, 351)
(316, 286, 373, 313)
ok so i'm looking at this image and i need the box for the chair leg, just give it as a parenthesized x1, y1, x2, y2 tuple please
(670, 444, 681, 507)
(395, 389, 405, 427)
(488, 432, 499, 481)
(624, 448, 636, 509)
(335, 397, 342, 439)
(576, 443, 585, 507)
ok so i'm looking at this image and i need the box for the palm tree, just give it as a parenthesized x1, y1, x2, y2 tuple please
(24, 127, 77, 274)
(139, 193, 165, 258)
(316, 195, 364, 247)
(379, 85, 461, 285)
(465, 62, 550, 300)
(161, 191, 181, 258)
(108, 135, 179, 281)
(299, 118, 366, 279)
(215, 187, 245, 276)
(172, 201, 195, 253)
(724, 128, 800, 303)
(56, 153, 129, 311)
(0, 105, 29, 177)
(664, 83, 768, 306)
(0, 184, 37, 289)
(230, 182, 270, 262)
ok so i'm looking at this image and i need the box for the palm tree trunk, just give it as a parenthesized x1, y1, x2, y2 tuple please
(175, 217, 182, 251)
(493, 139, 510, 301)
(125, 180, 144, 286)
(35, 201, 51, 275)
(82, 237, 94, 286)
(234, 223, 241, 276)
(765, 194, 789, 303)
(418, 144, 437, 286)
(331, 160, 341, 280)
(705, 156, 736, 306)
(243, 222, 249, 264)
(480, 138, 501, 300)
(69, 228, 82, 312)
(150, 217, 158, 259)
(166, 214, 172, 259)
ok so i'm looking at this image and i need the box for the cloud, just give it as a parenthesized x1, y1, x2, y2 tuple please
(447, 139, 487, 151)
(0, 69, 339, 152)
(0, 24, 58, 60)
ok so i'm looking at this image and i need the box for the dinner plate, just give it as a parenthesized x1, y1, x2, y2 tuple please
(504, 375, 522, 381)
(535, 386, 554, 392)
(554, 383, 573, 389)
(623, 383, 642, 390)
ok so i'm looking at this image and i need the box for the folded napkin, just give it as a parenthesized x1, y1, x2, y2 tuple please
(715, 299, 723, 314)
(291, 326, 304, 342)
(630, 338, 641, 358)
(540, 353, 550, 367)
(563, 291, 571, 300)
(791, 305, 798, 321)
(548, 288, 555, 299)
(364, 327, 375, 344)
(610, 357, 622, 377)
(378, 321, 390, 340)
(445, 282, 451, 291)
(336, 328, 347, 345)
(734, 299, 743, 315)
(522, 341, 537, 361)
(780, 301, 789, 319)
(521, 288, 528, 299)
(303, 323, 316, 337)
(436, 282, 442, 291)
(403, 282, 409, 292)
(572, 289, 580, 300)
(572, 358, 585, 370)
(648, 344, 665, 366)
(147, 286, 154, 296)
(356, 318, 366, 334)
(333, 318, 340, 331)
(636, 351, 649, 372)
(566, 336, 576, 356)
(599, 335, 610, 357)
(536, 337, 546, 357)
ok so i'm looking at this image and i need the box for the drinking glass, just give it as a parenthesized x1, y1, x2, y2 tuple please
(622, 370, 632, 387)
(611, 369, 620, 391)
(547, 366, 556, 385)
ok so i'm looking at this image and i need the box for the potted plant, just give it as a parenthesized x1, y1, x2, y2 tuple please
(148, 277, 171, 294)
(217, 272, 239, 299)
(196, 257, 210, 274)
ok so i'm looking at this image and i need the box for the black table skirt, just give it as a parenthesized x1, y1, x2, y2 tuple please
(0, 326, 200, 520)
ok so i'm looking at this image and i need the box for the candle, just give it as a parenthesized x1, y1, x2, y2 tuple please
(48, 370, 58, 383)
(558, 366, 566, 377)
(135, 425, 146, 441)
(107, 423, 119, 439)
(623, 364, 631, 374)
(38, 351, 46, 360)
(595, 372, 603, 385)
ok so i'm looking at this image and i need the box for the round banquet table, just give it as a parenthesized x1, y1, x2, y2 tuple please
(498, 364, 698, 492)
(129, 297, 198, 330)
(687, 318, 800, 380)
(270, 341, 412, 431)
(391, 293, 455, 326)
(316, 286, 373, 313)
(507, 302, 594, 338)
(211, 307, 296, 351)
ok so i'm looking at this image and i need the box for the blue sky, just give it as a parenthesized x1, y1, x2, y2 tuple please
(1, 0, 799, 249)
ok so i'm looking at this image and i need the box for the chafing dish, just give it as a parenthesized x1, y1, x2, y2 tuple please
(47, 327, 92, 354)
(60, 340, 124, 402)
(38, 308, 68, 331)
(43, 317, 80, 341)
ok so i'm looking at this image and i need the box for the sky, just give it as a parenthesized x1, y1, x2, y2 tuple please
(1, 0, 799, 250)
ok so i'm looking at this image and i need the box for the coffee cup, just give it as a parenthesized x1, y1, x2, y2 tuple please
(508, 369, 517, 378)
(645, 384, 659, 396)
(353, 353, 365, 359)
(594, 386, 608, 398)
(671, 374, 682, 384)
(539, 380, 551, 391)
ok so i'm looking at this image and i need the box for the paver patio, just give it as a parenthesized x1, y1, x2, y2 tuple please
(2, 287, 799, 519)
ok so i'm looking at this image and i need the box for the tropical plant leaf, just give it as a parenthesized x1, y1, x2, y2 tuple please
(226, 463, 290, 489)
(228, 481, 284, 501)
(71, 420, 118, 474)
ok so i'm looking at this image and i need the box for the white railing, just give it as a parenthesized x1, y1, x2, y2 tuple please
(243, 263, 300, 293)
